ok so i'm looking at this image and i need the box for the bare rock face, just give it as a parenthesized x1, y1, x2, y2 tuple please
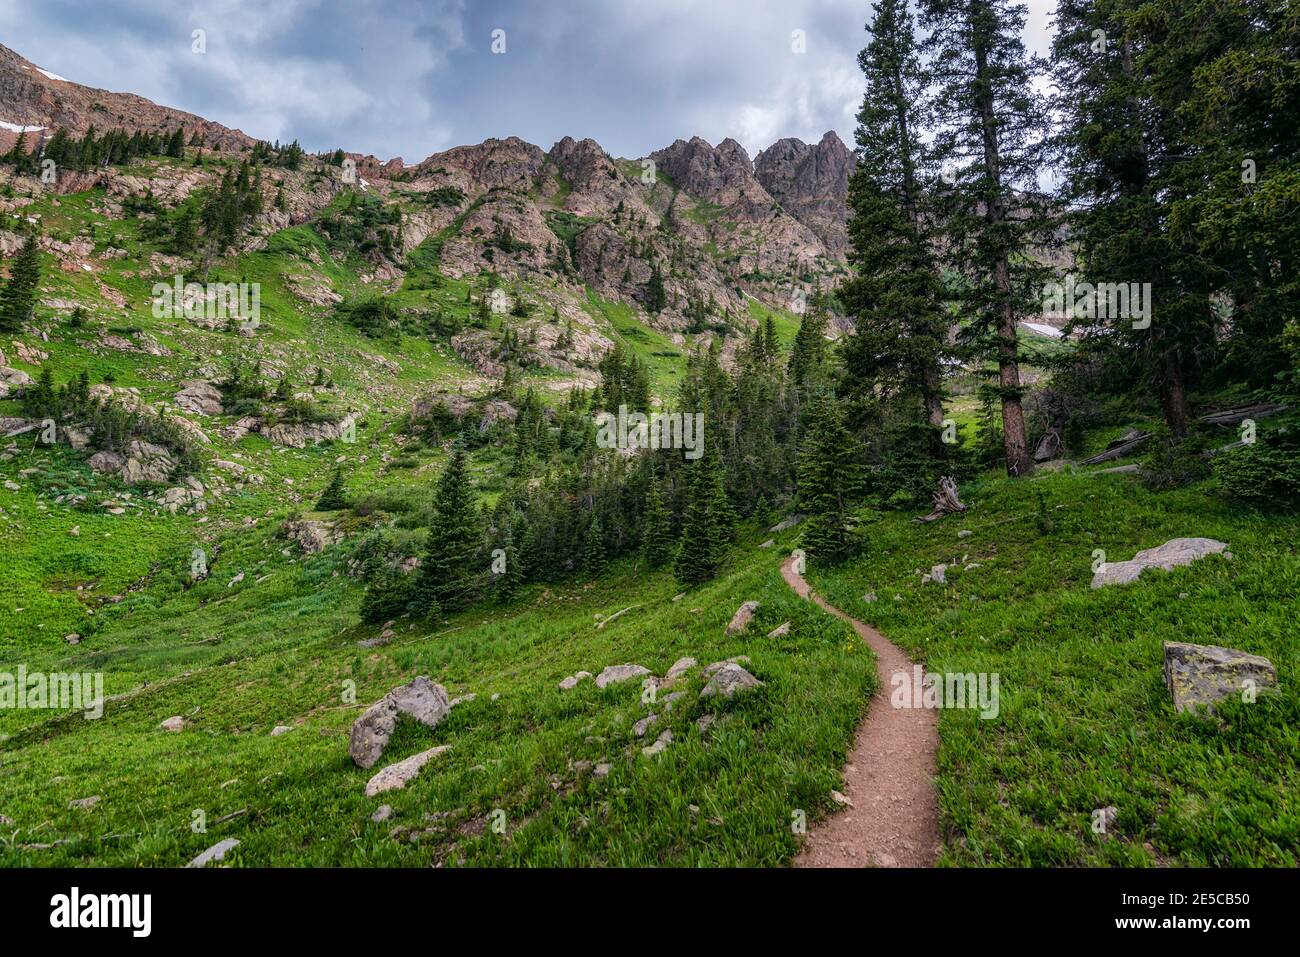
(651, 136, 768, 211)
(175, 380, 224, 416)
(700, 663, 764, 699)
(282, 519, 342, 554)
(725, 601, 760, 636)
(89, 440, 174, 485)
(261, 411, 358, 448)
(348, 676, 452, 769)
(594, 664, 651, 689)
(1091, 538, 1230, 588)
(364, 745, 453, 797)
(754, 131, 853, 258)
(1163, 642, 1278, 714)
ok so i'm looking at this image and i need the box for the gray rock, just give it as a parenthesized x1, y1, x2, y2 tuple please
(766, 621, 791, 638)
(69, 796, 100, 810)
(348, 677, 451, 769)
(593, 762, 612, 778)
(282, 519, 342, 554)
(958, 529, 973, 539)
(186, 838, 240, 868)
(364, 745, 453, 797)
(703, 656, 751, 676)
(1163, 641, 1278, 714)
(1092, 538, 1229, 588)
(559, 671, 592, 690)
(372, 804, 394, 823)
(701, 663, 764, 699)
(594, 664, 650, 688)
(641, 729, 673, 757)
(759, 539, 776, 549)
(632, 713, 658, 737)
(769, 515, 804, 532)
(661, 657, 696, 685)
(270, 725, 292, 737)
(160, 716, 184, 733)
(725, 601, 760, 636)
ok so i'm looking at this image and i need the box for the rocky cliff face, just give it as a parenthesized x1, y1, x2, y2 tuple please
(754, 131, 855, 259)
(0, 43, 255, 155)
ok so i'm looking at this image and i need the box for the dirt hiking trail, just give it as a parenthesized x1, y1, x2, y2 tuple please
(782, 556, 941, 867)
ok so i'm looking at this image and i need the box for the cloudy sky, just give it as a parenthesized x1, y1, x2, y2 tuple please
(0, 0, 1057, 163)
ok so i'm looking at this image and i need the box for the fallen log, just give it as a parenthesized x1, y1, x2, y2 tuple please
(1199, 403, 1289, 427)
(1080, 430, 1152, 465)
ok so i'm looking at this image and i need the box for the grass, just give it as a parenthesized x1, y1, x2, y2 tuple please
(0, 527, 875, 867)
(805, 468, 1300, 867)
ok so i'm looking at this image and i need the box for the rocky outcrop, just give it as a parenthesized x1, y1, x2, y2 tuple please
(1163, 642, 1278, 714)
(282, 519, 342, 554)
(754, 132, 853, 258)
(261, 412, 358, 448)
(87, 440, 175, 485)
(175, 380, 223, 416)
(1091, 538, 1230, 588)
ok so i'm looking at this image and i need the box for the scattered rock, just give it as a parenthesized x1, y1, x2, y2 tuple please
(372, 805, 394, 824)
(160, 716, 184, 733)
(703, 656, 751, 676)
(365, 745, 453, 797)
(559, 671, 592, 691)
(769, 515, 803, 532)
(766, 621, 791, 638)
(662, 657, 696, 685)
(270, 725, 293, 737)
(641, 729, 673, 757)
(1163, 641, 1278, 714)
(958, 530, 973, 539)
(725, 600, 760, 636)
(348, 676, 452, 769)
(921, 564, 947, 585)
(186, 838, 240, 868)
(759, 539, 775, 549)
(594, 664, 650, 688)
(632, 714, 659, 737)
(701, 663, 764, 699)
(831, 789, 853, 807)
(593, 762, 612, 778)
(282, 519, 343, 554)
(1092, 538, 1230, 588)
(64, 633, 80, 645)
(69, 796, 100, 810)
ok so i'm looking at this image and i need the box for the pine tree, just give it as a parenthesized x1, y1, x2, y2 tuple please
(642, 480, 675, 568)
(798, 394, 862, 565)
(840, 0, 951, 437)
(674, 444, 730, 584)
(645, 263, 667, 313)
(411, 446, 481, 616)
(921, 0, 1054, 476)
(583, 515, 607, 576)
(0, 229, 42, 333)
(315, 465, 349, 510)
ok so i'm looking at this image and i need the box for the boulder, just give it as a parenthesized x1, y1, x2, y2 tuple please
(160, 716, 184, 732)
(661, 657, 696, 685)
(364, 745, 452, 797)
(1091, 538, 1229, 588)
(558, 671, 592, 690)
(1163, 641, 1278, 714)
(767, 621, 791, 638)
(700, 663, 764, 699)
(725, 601, 760, 636)
(594, 664, 650, 688)
(348, 676, 451, 769)
(703, 656, 751, 676)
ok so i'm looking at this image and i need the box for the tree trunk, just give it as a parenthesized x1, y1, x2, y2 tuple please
(1161, 353, 1191, 437)
(972, 28, 1033, 478)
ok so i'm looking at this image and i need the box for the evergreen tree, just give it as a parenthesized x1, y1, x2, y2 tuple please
(583, 515, 607, 576)
(798, 394, 862, 565)
(921, 0, 1054, 476)
(642, 480, 675, 568)
(410, 446, 481, 616)
(0, 228, 42, 333)
(840, 0, 952, 437)
(645, 263, 667, 313)
(315, 465, 349, 510)
(674, 444, 731, 584)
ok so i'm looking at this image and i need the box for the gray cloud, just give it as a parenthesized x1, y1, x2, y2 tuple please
(0, 0, 1057, 162)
